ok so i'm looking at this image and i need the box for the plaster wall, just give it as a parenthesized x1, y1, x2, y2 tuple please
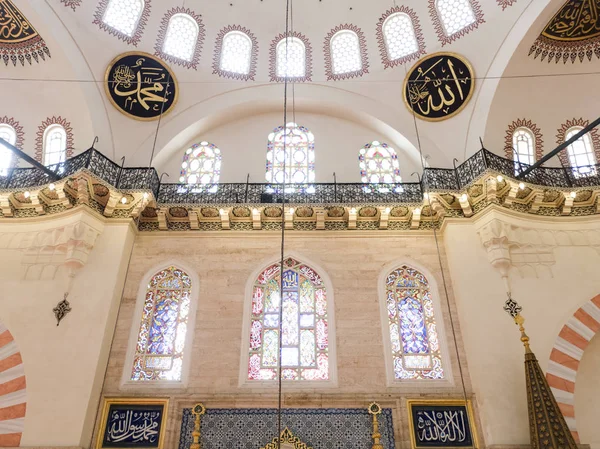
(100, 232, 473, 449)
(443, 209, 600, 447)
(575, 334, 600, 449)
(0, 210, 135, 447)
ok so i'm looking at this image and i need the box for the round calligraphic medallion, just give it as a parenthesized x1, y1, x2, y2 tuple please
(104, 52, 179, 121)
(403, 52, 474, 122)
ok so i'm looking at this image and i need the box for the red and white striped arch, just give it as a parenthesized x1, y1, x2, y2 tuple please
(0, 321, 26, 446)
(547, 295, 600, 443)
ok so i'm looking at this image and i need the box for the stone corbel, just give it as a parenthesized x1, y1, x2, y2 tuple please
(348, 208, 357, 230)
(410, 207, 421, 230)
(478, 219, 514, 288)
(29, 191, 45, 215)
(315, 207, 325, 230)
(0, 194, 12, 216)
(219, 208, 230, 230)
(284, 208, 294, 230)
(252, 208, 262, 230)
(103, 191, 121, 217)
(562, 192, 575, 216)
(379, 207, 390, 230)
(74, 175, 90, 206)
(189, 210, 200, 230)
(157, 210, 168, 230)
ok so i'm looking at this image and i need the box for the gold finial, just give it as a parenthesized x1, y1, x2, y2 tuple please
(190, 403, 206, 449)
(503, 295, 531, 353)
(368, 402, 384, 449)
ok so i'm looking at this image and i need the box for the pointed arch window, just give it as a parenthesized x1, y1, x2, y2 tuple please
(325, 25, 369, 80)
(43, 125, 67, 166)
(0, 124, 16, 176)
(100, 0, 145, 37)
(359, 141, 402, 184)
(130, 266, 192, 382)
(266, 123, 315, 184)
(430, 0, 483, 45)
(378, 8, 425, 68)
(179, 141, 222, 185)
(512, 127, 536, 173)
(247, 257, 329, 381)
(566, 127, 597, 176)
(385, 265, 444, 380)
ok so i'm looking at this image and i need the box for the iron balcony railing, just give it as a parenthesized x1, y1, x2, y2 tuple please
(0, 146, 598, 204)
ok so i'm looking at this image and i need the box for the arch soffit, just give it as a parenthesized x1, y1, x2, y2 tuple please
(0, 319, 26, 445)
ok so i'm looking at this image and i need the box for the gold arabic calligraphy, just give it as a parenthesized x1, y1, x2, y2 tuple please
(543, 0, 600, 40)
(111, 58, 172, 113)
(406, 56, 472, 119)
(0, 0, 37, 43)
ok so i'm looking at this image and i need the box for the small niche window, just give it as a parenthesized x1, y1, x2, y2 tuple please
(512, 127, 536, 173)
(130, 266, 192, 382)
(247, 258, 330, 381)
(179, 141, 222, 185)
(220, 31, 253, 75)
(162, 13, 199, 62)
(266, 123, 315, 184)
(359, 141, 401, 183)
(276, 37, 306, 79)
(566, 127, 597, 176)
(436, 0, 476, 36)
(102, 0, 144, 37)
(0, 124, 16, 176)
(43, 125, 67, 166)
(383, 13, 419, 62)
(385, 265, 444, 380)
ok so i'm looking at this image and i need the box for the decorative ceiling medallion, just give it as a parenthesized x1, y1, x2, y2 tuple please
(0, 0, 51, 66)
(402, 52, 475, 122)
(104, 52, 179, 121)
(530, 0, 600, 63)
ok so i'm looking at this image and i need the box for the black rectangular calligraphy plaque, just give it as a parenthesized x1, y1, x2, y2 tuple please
(408, 401, 476, 449)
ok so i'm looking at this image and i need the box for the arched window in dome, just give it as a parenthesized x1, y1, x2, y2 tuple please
(162, 14, 199, 62)
(359, 141, 401, 184)
(95, 0, 148, 44)
(430, 0, 484, 45)
(43, 124, 67, 166)
(324, 25, 369, 80)
(179, 141, 222, 185)
(512, 127, 536, 173)
(565, 127, 597, 176)
(247, 257, 330, 381)
(218, 30, 254, 77)
(384, 265, 444, 380)
(378, 8, 425, 68)
(276, 37, 306, 79)
(129, 266, 193, 382)
(266, 123, 315, 184)
(0, 124, 16, 176)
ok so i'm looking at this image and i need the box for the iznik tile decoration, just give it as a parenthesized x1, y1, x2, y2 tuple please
(178, 408, 395, 449)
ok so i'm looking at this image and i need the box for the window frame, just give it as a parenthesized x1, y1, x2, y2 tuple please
(511, 127, 536, 173)
(269, 31, 313, 83)
(94, 0, 150, 46)
(42, 124, 67, 166)
(565, 126, 597, 176)
(179, 141, 222, 186)
(213, 25, 258, 81)
(324, 24, 369, 81)
(121, 260, 200, 389)
(0, 124, 17, 176)
(377, 6, 426, 69)
(265, 122, 315, 185)
(154, 7, 204, 70)
(378, 259, 453, 387)
(428, 0, 484, 46)
(238, 253, 338, 389)
(359, 140, 402, 184)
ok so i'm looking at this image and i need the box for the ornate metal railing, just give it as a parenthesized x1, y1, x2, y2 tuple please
(1, 146, 600, 204)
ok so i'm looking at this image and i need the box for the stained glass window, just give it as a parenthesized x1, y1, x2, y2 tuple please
(383, 13, 419, 62)
(162, 13, 199, 62)
(276, 37, 306, 78)
(220, 31, 253, 75)
(248, 258, 329, 381)
(359, 141, 402, 183)
(386, 265, 444, 380)
(179, 141, 222, 185)
(435, 0, 476, 36)
(566, 127, 597, 177)
(102, 0, 144, 37)
(43, 125, 67, 166)
(330, 30, 362, 75)
(131, 266, 191, 381)
(0, 124, 16, 176)
(266, 123, 315, 184)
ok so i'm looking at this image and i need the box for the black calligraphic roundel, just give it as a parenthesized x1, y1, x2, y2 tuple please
(104, 52, 179, 121)
(403, 52, 475, 122)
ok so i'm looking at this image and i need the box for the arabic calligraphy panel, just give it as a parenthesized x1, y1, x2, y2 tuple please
(97, 398, 168, 449)
(104, 52, 179, 121)
(403, 52, 474, 122)
(407, 400, 477, 449)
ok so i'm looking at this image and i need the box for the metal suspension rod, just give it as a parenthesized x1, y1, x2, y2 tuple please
(518, 116, 600, 178)
(0, 137, 59, 180)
